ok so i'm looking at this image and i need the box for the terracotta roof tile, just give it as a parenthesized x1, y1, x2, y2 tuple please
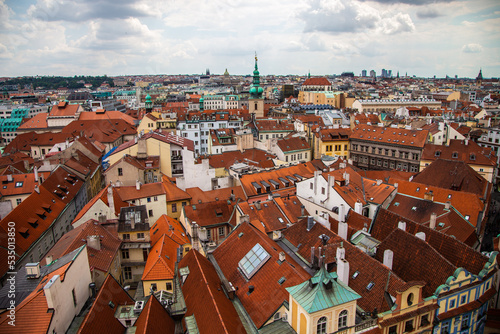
(205, 148, 276, 169)
(276, 136, 310, 153)
(179, 250, 245, 333)
(212, 222, 311, 328)
(77, 275, 133, 334)
(238, 200, 289, 233)
(133, 294, 175, 334)
(185, 186, 245, 204)
(422, 140, 496, 166)
(351, 124, 428, 148)
(142, 234, 176, 281)
(302, 77, 331, 86)
(150, 214, 189, 247)
(183, 200, 237, 228)
(114, 182, 166, 202)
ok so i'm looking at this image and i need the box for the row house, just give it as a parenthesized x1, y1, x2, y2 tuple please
(207, 128, 238, 155)
(349, 124, 429, 172)
(271, 135, 312, 164)
(0, 166, 87, 287)
(351, 98, 441, 113)
(312, 127, 351, 160)
(177, 110, 245, 155)
(107, 130, 194, 178)
(420, 139, 497, 184)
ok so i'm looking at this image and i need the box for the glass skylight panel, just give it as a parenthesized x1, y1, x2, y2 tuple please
(238, 243, 271, 279)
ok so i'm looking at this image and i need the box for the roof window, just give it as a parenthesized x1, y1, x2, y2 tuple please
(352, 271, 359, 279)
(366, 282, 375, 291)
(238, 243, 270, 279)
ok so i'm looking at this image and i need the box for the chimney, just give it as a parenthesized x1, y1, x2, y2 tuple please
(230, 189, 235, 202)
(307, 216, 315, 231)
(255, 201, 261, 210)
(398, 221, 406, 231)
(130, 214, 136, 230)
(279, 252, 286, 262)
(338, 221, 348, 240)
(25, 262, 41, 278)
(310, 246, 316, 267)
(44, 274, 61, 309)
(87, 235, 101, 251)
(136, 180, 141, 190)
(355, 201, 362, 215)
(376, 179, 382, 186)
(300, 205, 305, 217)
(34, 167, 39, 184)
(445, 201, 451, 210)
(416, 232, 426, 241)
(344, 173, 350, 185)
(45, 255, 53, 265)
(328, 175, 335, 197)
(336, 242, 346, 261)
(318, 247, 322, 268)
(383, 249, 393, 270)
(7, 174, 12, 182)
(240, 215, 250, 224)
(107, 186, 115, 217)
(394, 183, 398, 190)
(424, 190, 434, 201)
(465, 139, 469, 145)
(248, 285, 254, 294)
(429, 212, 437, 229)
(337, 258, 350, 286)
(339, 204, 345, 223)
(34, 184, 40, 194)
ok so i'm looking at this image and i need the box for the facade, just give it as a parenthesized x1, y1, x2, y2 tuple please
(352, 99, 441, 113)
(349, 124, 429, 172)
(313, 128, 351, 160)
(271, 136, 311, 164)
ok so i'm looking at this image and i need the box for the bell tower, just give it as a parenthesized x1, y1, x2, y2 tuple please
(249, 53, 264, 118)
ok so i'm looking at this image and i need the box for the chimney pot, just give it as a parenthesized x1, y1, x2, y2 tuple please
(430, 212, 437, 229)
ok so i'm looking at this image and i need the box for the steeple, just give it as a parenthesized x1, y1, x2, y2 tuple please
(145, 94, 152, 114)
(476, 68, 483, 81)
(249, 52, 263, 99)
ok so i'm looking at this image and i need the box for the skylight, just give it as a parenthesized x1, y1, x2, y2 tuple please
(238, 243, 271, 279)
(366, 282, 375, 291)
(352, 271, 359, 279)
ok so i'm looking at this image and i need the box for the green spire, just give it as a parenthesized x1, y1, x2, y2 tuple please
(145, 94, 153, 113)
(249, 52, 263, 99)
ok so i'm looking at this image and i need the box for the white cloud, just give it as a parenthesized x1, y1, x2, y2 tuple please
(298, 0, 415, 35)
(462, 43, 483, 53)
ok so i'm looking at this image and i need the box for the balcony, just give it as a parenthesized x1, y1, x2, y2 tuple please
(171, 155, 182, 161)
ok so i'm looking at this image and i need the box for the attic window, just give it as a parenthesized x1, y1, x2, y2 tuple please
(215, 208, 223, 217)
(452, 152, 458, 158)
(411, 206, 417, 211)
(238, 243, 270, 279)
(278, 276, 286, 285)
(251, 182, 262, 194)
(447, 194, 452, 199)
(269, 179, 280, 189)
(352, 271, 359, 279)
(28, 218, 38, 228)
(416, 187, 420, 192)
(438, 222, 445, 227)
(470, 154, 476, 160)
(19, 227, 29, 238)
(15, 182, 23, 188)
(435, 151, 441, 157)
(366, 282, 375, 291)
(278, 217, 284, 224)
(394, 202, 399, 207)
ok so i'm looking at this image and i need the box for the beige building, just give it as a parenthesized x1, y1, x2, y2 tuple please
(352, 99, 441, 113)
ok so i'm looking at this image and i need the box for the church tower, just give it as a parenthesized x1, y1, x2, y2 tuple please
(248, 53, 265, 118)
(145, 94, 153, 114)
(476, 68, 483, 86)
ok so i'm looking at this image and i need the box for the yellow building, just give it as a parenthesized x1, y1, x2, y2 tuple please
(312, 128, 351, 160)
(377, 283, 437, 334)
(107, 130, 194, 178)
(141, 234, 176, 296)
(286, 266, 361, 334)
(298, 91, 343, 108)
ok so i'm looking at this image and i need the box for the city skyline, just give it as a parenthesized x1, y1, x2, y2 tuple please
(1, 0, 499, 78)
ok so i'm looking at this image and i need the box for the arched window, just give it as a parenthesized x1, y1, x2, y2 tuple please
(317, 316, 327, 334)
(338, 310, 348, 329)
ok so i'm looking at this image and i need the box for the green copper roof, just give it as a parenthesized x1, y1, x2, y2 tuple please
(286, 267, 361, 314)
(145, 94, 152, 102)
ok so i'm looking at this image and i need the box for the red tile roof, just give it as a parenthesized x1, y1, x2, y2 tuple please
(422, 139, 496, 166)
(142, 234, 176, 281)
(281, 218, 407, 313)
(183, 200, 237, 228)
(185, 186, 245, 204)
(114, 182, 166, 202)
(46, 219, 121, 272)
(205, 148, 276, 169)
(179, 249, 245, 333)
(212, 222, 311, 328)
(49, 101, 82, 117)
(273, 194, 305, 224)
(78, 110, 136, 126)
(133, 294, 175, 334)
(238, 200, 289, 233)
(150, 214, 189, 247)
(0, 173, 38, 197)
(62, 119, 136, 144)
(112, 130, 194, 154)
(17, 112, 49, 130)
(4, 131, 73, 154)
(163, 179, 191, 202)
(77, 275, 134, 334)
(302, 77, 331, 86)
(412, 159, 490, 197)
(254, 119, 294, 132)
(315, 127, 351, 141)
(276, 136, 310, 153)
(351, 124, 429, 148)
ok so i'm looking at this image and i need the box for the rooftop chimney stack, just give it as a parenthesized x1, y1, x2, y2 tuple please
(430, 212, 437, 229)
(355, 201, 362, 215)
(307, 216, 315, 231)
(398, 221, 406, 231)
(383, 249, 393, 270)
(136, 180, 141, 190)
(337, 258, 350, 286)
(339, 204, 345, 223)
(279, 252, 286, 262)
(416, 232, 426, 241)
(310, 246, 316, 267)
(87, 235, 101, 251)
(445, 201, 451, 210)
(338, 221, 348, 241)
(301, 205, 305, 217)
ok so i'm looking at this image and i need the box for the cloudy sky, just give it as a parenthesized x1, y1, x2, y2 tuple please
(1, 0, 499, 78)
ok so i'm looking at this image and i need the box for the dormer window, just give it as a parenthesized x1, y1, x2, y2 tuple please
(452, 152, 458, 158)
(470, 154, 476, 160)
(435, 151, 441, 157)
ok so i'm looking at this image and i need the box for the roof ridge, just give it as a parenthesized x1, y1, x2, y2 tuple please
(193, 250, 230, 334)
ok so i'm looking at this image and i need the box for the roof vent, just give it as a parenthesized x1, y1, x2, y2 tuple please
(25, 262, 41, 279)
(134, 300, 144, 314)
